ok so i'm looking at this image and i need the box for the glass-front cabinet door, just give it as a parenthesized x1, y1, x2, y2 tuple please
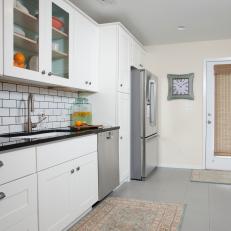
(46, 0, 73, 85)
(4, 0, 44, 80)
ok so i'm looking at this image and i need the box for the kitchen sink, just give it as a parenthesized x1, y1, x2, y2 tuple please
(0, 130, 71, 139)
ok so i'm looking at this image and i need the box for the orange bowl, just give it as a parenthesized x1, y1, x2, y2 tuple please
(52, 16, 64, 30)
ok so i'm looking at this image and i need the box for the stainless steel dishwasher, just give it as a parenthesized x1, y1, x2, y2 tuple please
(98, 129, 119, 201)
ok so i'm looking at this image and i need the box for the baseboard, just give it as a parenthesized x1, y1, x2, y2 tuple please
(157, 163, 204, 170)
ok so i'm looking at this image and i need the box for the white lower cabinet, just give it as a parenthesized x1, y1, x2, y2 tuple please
(38, 152, 98, 231)
(0, 174, 38, 231)
(38, 161, 73, 231)
(71, 153, 98, 220)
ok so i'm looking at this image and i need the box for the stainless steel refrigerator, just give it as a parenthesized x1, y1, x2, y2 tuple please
(131, 67, 158, 180)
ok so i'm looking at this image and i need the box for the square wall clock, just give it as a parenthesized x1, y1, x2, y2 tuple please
(167, 73, 194, 100)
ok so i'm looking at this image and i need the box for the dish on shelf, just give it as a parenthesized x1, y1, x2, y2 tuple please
(29, 55, 39, 71)
(14, 0, 30, 14)
(14, 25, 25, 37)
(52, 16, 64, 30)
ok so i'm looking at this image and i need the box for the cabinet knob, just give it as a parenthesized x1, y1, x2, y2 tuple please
(0, 161, 3, 168)
(139, 64, 143, 68)
(208, 120, 212, 124)
(120, 84, 123, 87)
(76, 166, 80, 171)
(70, 169, 75, 174)
(89, 82, 92, 85)
(85, 81, 89, 85)
(41, 70, 46, 75)
(0, 192, 6, 200)
(120, 136, 123, 140)
(48, 72, 53, 76)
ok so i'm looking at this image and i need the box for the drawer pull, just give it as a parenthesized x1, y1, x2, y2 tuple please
(0, 161, 3, 168)
(0, 192, 6, 200)
(70, 169, 75, 174)
(76, 166, 80, 171)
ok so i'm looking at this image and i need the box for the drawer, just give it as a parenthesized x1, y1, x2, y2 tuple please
(37, 135, 97, 171)
(0, 148, 36, 186)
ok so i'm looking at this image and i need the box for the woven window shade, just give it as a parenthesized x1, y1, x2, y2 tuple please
(214, 64, 231, 156)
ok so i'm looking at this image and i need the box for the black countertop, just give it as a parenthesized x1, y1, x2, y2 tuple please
(0, 126, 120, 153)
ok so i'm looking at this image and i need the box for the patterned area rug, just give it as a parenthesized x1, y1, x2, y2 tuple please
(69, 197, 185, 231)
(191, 169, 231, 184)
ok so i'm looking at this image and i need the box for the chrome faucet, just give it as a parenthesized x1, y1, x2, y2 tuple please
(26, 93, 34, 133)
(25, 93, 47, 133)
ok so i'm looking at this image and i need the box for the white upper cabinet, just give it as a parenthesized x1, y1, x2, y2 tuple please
(131, 39, 145, 69)
(3, 0, 74, 87)
(118, 27, 132, 93)
(75, 11, 99, 92)
(44, 0, 74, 86)
(4, 0, 45, 81)
(0, 1, 3, 76)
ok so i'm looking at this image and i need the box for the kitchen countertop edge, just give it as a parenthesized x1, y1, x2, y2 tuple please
(0, 126, 120, 153)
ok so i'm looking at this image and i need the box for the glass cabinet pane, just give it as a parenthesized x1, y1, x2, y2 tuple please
(13, 0, 39, 71)
(52, 3, 69, 79)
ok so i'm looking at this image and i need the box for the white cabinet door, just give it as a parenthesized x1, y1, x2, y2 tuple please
(118, 27, 131, 93)
(4, 0, 45, 81)
(132, 40, 145, 69)
(71, 152, 98, 220)
(0, 175, 38, 231)
(0, 0, 3, 76)
(38, 161, 73, 231)
(118, 93, 130, 183)
(43, 0, 74, 87)
(75, 11, 99, 92)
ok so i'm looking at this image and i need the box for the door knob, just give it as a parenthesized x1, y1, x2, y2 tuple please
(0, 192, 6, 200)
(207, 120, 212, 124)
(0, 161, 3, 168)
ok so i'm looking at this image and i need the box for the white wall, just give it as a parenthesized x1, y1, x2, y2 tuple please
(145, 39, 231, 169)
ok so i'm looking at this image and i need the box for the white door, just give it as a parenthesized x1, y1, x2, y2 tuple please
(38, 161, 73, 231)
(0, 175, 38, 231)
(118, 93, 130, 182)
(118, 27, 131, 93)
(43, 0, 74, 87)
(206, 59, 231, 170)
(0, 0, 3, 75)
(75, 11, 99, 91)
(71, 153, 98, 220)
(4, 0, 45, 81)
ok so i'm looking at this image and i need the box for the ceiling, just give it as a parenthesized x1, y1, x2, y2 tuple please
(71, 0, 231, 46)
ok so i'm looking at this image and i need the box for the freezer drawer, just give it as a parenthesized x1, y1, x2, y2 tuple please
(142, 134, 158, 178)
(98, 130, 119, 201)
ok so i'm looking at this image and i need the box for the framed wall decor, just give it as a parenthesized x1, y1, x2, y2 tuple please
(167, 73, 194, 100)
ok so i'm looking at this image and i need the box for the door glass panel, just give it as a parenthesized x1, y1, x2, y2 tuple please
(13, 0, 39, 71)
(214, 64, 231, 156)
(52, 3, 69, 79)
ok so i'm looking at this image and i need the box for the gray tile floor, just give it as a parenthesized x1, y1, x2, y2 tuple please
(112, 167, 231, 231)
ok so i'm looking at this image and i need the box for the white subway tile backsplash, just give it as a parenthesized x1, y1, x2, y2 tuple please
(3, 99, 16, 108)
(0, 81, 78, 134)
(0, 108, 10, 116)
(29, 86, 39, 94)
(0, 91, 10, 99)
(3, 83, 17, 91)
(10, 92, 23, 100)
(17, 84, 28, 92)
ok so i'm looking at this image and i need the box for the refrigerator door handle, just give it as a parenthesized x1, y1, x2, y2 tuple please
(149, 80, 156, 124)
(145, 133, 159, 140)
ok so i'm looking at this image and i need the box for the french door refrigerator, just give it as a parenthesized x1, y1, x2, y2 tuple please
(131, 67, 158, 180)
